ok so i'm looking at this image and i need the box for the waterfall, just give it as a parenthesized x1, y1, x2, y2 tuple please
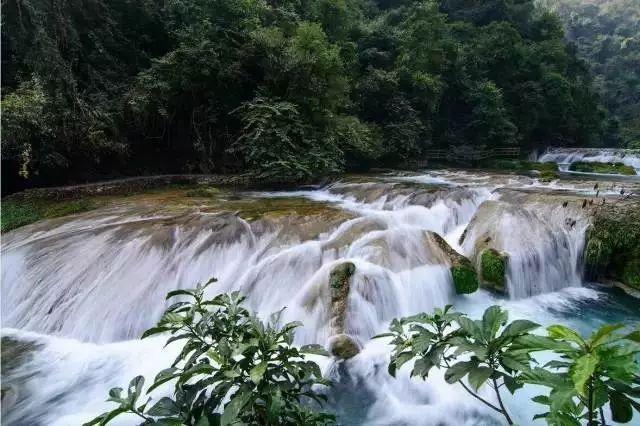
(1, 170, 609, 425)
(538, 147, 640, 174)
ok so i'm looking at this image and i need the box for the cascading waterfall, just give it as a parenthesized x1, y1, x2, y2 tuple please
(538, 147, 640, 173)
(1, 170, 631, 426)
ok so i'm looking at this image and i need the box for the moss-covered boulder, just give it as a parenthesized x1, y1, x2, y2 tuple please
(586, 202, 640, 291)
(426, 231, 478, 294)
(329, 262, 356, 333)
(569, 161, 636, 175)
(328, 334, 360, 360)
(480, 248, 508, 292)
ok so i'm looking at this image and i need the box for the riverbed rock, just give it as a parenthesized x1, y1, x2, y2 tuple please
(328, 334, 361, 359)
(425, 231, 478, 294)
(479, 248, 508, 293)
(585, 201, 640, 291)
(330, 262, 357, 333)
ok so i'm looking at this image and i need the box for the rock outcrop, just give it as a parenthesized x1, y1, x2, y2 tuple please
(425, 231, 478, 294)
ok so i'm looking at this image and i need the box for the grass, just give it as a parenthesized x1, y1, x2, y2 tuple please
(1, 198, 99, 233)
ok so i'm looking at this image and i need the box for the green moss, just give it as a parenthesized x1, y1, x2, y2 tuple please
(586, 204, 640, 290)
(184, 187, 221, 197)
(1, 198, 99, 233)
(480, 249, 507, 291)
(480, 159, 559, 180)
(569, 161, 636, 175)
(451, 262, 479, 294)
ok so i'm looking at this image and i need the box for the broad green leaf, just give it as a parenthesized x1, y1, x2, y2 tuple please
(532, 395, 550, 405)
(501, 319, 539, 338)
(468, 366, 493, 391)
(141, 326, 173, 339)
(147, 397, 180, 416)
(250, 361, 268, 385)
(610, 391, 633, 423)
(155, 419, 184, 426)
(166, 289, 196, 299)
(482, 306, 508, 339)
(547, 325, 585, 347)
(221, 388, 253, 426)
(127, 376, 144, 403)
(444, 361, 475, 384)
(571, 353, 599, 396)
(589, 324, 624, 347)
(267, 389, 283, 423)
(624, 330, 640, 343)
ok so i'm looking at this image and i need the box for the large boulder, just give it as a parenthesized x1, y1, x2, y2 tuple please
(328, 334, 361, 360)
(425, 231, 478, 294)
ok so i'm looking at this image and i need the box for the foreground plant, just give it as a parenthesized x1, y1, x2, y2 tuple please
(524, 324, 640, 425)
(380, 305, 640, 425)
(85, 278, 334, 426)
(377, 305, 540, 425)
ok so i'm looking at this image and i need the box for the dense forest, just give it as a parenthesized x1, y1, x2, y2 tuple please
(539, 0, 640, 149)
(1, 0, 613, 192)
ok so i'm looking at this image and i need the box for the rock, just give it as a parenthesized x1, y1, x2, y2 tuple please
(329, 262, 357, 333)
(480, 248, 508, 293)
(328, 334, 361, 359)
(585, 201, 640, 290)
(425, 231, 478, 294)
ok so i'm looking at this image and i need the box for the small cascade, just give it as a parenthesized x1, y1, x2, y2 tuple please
(539, 147, 640, 173)
(460, 200, 588, 298)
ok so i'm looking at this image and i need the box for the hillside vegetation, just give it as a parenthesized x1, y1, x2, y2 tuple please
(2, 0, 608, 192)
(539, 0, 640, 148)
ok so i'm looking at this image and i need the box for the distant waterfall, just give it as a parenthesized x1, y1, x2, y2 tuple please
(539, 147, 640, 173)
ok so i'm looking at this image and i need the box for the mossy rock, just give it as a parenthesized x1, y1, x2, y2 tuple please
(451, 262, 479, 294)
(569, 161, 636, 175)
(585, 202, 640, 290)
(426, 231, 479, 294)
(328, 334, 360, 360)
(329, 262, 356, 333)
(480, 248, 507, 292)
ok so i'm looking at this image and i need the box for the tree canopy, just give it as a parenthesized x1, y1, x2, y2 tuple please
(2, 0, 613, 191)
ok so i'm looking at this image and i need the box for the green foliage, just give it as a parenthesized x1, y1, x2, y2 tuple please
(85, 279, 334, 426)
(2, 0, 610, 191)
(524, 323, 640, 425)
(381, 304, 640, 425)
(379, 305, 541, 424)
(539, 0, 640, 147)
(585, 204, 640, 290)
(233, 97, 342, 181)
(451, 263, 479, 294)
(569, 162, 637, 176)
(480, 249, 507, 290)
(1, 198, 98, 233)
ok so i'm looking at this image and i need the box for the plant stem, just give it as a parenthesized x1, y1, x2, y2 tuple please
(492, 377, 514, 425)
(441, 359, 502, 414)
(588, 377, 595, 426)
(599, 406, 607, 426)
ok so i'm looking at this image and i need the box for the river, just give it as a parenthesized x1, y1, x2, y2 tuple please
(2, 166, 640, 425)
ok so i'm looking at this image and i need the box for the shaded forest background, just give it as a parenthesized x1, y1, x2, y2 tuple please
(2, 0, 638, 192)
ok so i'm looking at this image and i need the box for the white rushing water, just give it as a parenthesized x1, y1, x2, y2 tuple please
(1, 170, 637, 425)
(538, 147, 640, 174)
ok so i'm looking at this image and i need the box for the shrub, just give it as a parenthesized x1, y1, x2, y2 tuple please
(85, 279, 335, 426)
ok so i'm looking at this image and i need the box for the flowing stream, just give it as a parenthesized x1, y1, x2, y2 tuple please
(539, 147, 640, 174)
(2, 169, 639, 425)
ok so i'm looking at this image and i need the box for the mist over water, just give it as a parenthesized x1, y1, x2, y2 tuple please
(2, 170, 639, 425)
